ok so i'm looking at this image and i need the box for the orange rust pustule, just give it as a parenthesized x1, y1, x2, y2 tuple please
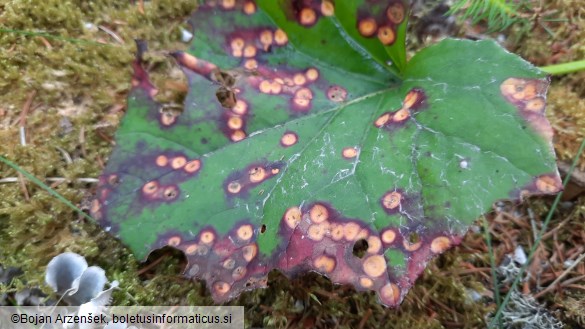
(223, 161, 285, 198)
(280, 131, 299, 147)
(377, 25, 396, 45)
(380, 190, 402, 214)
(358, 18, 378, 37)
(402, 88, 427, 111)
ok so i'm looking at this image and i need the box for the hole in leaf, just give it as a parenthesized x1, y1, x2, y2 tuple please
(352, 239, 369, 259)
(260, 224, 266, 234)
(139, 246, 187, 277)
(408, 232, 420, 244)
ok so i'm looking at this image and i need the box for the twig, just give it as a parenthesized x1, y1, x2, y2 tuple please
(0, 177, 98, 184)
(98, 25, 125, 44)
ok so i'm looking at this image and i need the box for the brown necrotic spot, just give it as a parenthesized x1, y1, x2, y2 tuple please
(163, 186, 179, 200)
(367, 236, 382, 253)
(386, 2, 405, 24)
(232, 100, 248, 115)
(155, 155, 168, 167)
(283, 207, 302, 229)
(358, 18, 378, 37)
(213, 281, 231, 295)
(142, 181, 159, 195)
(342, 147, 358, 159)
(248, 166, 266, 183)
(200, 230, 215, 244)
(313, 255, 336, 273)
(299, 7, 317, 26)
(431, 236, 451, 254)
(308, 223, 328, 241)
(381, 228, 396, 244)
(305, 68, 319, 81)
(363, 255, 387, 277)
(237, 224, 254, 241)
(231, 130, 246, 142)
(374, 113, 391, 127)
(184, 159, 201, 174)
(381, 191, 402, 212)
(344, 222, 361, 241)
(525, 97, 545, 113)
(321, 1, 334, 16)
(242, 243, 258, 262)
(167, 236, 181, 247)
(243, 1, 256, 14)
(274, 28, 288, 45)
(171, 156, 187, 169)
(232, 266, 247, 280)
(309, 203, 329, 223)
(280, 131, 298, 147)
(379, 283, 400, 305)
(292, 87, 313, 110)
(327, 85, 347, 102)
(227, 181, 242, 194)
(535, 174, 562, 193)
(377, 25, 396, 45)
(359, 277, 373, 288)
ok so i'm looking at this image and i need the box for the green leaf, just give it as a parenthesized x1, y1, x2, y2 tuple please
(93, 1, 560, 307)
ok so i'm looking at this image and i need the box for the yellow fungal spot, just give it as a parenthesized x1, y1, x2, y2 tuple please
(269, 81, 283, 94)
(271, 168, 280, 175)
(309, 204, 329, 223)
(227, 116, 243, 130)
(244, 59, 258, 70)
(344, 222, 360, 241)
(223, 258, 235, 269)
(299, 7, 317, 26)
(522, 83, 537, 100)
(243, 45, 257, 58)
(403, 239, 422, 251)
(155, 155, 168, 167)
(359, 277, 373, 288)
(431, 236, 451, 254)
(375, 113, 390, 127)
(380, 283, 400, 304)
(358, 18, 378, 37)
(249, 166, 266, 183)
(293, 73, 307, 85)
(377, 26, 395, 45)
(142, 181, 158, 195)
(185, 244, 199, 255)
(237, 224, 254, 241)
(386, 3, 405, 24)
(161, 112, 176, 126)
(167, 236, 181, 247)
(163, 186, 178, 200)
(259, 30, 273, 47)
(200, 231, 215, 244)
(525, 97, 545, 112)
(382, 191, 401, 210)
(232, 266, 247, 280)
(342, 147, 358, 159)
(306, 68, 319, 81)
(313, 255, 336, 273)
(293, 88, 313, 108)
(259, 80, 272, 94)
(308, 223, 328, 241)
(231, 130, 246, 142)
(230, 37, 245, 51)
(274, 28, 288, 45)
(242, 243, 258, 262)
(232, 49, 242, 57)
(321, 1, 335, 16)
(213, 281, 231, 295)
(222, 0, 236, 9)
(536, 175, 561, 193)
(362, 255, 387, 277)
(227, 181, 242, 194)
(403, 89, 420, 109)
(329, 224, 344, 241)
(184, 159, 201, 173)
(367, 236, 382, 254)
(356, 228, 369, 241)
(232, 100, 248, 115)
(393, 108, 410, 122)
(381, 229, 396, 244)
(281, 132, 298, 147)
(243, 1, 256, 15)
(284, 207, 302, 229)
(171, 156, 187, 169)
(500, 78, 522, 97)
